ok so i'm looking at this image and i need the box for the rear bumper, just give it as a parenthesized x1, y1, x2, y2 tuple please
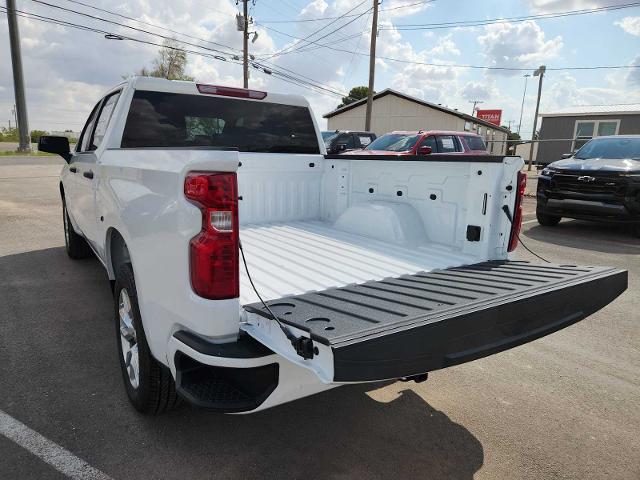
(168, 331, 335, 412)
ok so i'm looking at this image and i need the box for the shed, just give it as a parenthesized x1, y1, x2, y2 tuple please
(323, 88, 510, 154)
(536, 104, 640, 164)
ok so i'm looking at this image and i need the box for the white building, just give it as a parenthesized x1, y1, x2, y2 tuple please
(323, 88, 509, 154)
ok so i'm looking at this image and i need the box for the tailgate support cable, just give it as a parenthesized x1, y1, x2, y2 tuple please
(502, 205, 550, 263)
(239, 240, 316, 360)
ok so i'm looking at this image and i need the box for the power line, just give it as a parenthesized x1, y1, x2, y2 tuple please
(57, 0, 241, 53)
(258, 0, 435, 23)
(256, 22, 640, 71)
(26, 0, 238, 56)
(261, 0, 370, 60)
(0, 6, 353, 102)
(385, 2, 640, 30)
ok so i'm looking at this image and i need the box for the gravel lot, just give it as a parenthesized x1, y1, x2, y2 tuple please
(1, 156, 638, 480)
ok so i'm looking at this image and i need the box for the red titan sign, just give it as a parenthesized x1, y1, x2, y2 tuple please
(476, 109, 502, 126)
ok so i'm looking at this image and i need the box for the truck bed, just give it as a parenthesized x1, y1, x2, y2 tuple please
(239, 220, 479, 305)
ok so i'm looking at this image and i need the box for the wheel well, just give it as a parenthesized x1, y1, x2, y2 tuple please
(107, 228, 130, 284)
(59, 182, 65, 201)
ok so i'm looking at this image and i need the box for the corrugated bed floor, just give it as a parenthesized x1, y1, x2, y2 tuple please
(239, 221, 479, 305)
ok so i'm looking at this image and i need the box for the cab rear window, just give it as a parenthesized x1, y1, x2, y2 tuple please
(121, 90, 319, 153)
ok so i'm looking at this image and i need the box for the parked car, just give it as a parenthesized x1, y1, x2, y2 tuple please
(38, 77, 626, 415)
(322, 130, 376, 153)
(343, 130, 489, 156)
(536, 135, 640, 237)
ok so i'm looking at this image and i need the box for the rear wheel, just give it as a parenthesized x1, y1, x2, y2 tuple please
(63, 202, 92, 259)
(114, 263, 181, 414)
(536, 209, 561, 227)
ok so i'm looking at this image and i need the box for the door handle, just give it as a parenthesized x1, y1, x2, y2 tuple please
(69, 166, 77, 173)
(83, 171, 94, 179)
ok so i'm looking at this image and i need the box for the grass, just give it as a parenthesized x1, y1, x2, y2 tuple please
(0, 150, 55, 156)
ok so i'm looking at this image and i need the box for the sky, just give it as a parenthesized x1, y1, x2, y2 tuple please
(0, 0, 639, 139)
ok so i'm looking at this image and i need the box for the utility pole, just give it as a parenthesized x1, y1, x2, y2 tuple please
(506, 120, 515, 131)
(517, 74, 530, 135)
(11, 105, 18, 131)
(469, 100, 484, 116)
(242, 0, 249, 88)
(364, 0, 379, 132)
(6, 0, 31, 152)
(528, 65, 545, 171)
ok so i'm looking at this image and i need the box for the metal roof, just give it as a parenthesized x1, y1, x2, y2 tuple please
(323, 88, 510, 133)
(539, 103, 640, 117)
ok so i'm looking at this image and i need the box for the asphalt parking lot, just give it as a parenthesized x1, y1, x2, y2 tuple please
(1, 156, 639, 480)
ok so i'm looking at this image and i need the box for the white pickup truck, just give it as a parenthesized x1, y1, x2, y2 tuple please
(39, 77, 627, 414)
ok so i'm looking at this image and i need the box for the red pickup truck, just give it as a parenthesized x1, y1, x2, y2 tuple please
(344, 130, 489, 156)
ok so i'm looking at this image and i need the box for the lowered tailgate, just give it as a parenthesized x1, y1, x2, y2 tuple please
(242, 261, 626, 383)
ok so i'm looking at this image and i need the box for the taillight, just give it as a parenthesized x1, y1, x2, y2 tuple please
(196, 84, 267, 99)
(184, 172, 239, 300)
(508, 171, 527, 252)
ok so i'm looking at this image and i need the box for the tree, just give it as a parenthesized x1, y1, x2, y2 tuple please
(0, 127, 19, 142)
(501, 128, 522, 155)
(136, 39, 194, 81)
(30, 130, 49, 143)
(337, 86, 370, 109)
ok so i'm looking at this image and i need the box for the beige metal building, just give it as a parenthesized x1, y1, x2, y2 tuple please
(324, 88, 509, 154)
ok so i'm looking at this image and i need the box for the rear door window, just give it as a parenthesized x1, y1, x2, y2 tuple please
(358, 134, 374, 148)
(436, 135, 461, 153)
(90, 91, 121, 150)
(121, 90, 320, 153)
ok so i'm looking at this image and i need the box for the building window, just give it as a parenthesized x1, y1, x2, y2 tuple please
(571, 119, 620, 151)
(464, 121, 471, 131)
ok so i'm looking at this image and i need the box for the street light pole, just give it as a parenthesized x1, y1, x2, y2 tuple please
(6, 0, 31, 152)
(517, 74, 530, 135)
(527, 65, 545, 171)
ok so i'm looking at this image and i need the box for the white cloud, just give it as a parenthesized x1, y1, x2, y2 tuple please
(477, 21, 563, 75)
(391, 63, 460, 104)
(615, 16, 640, 36)
(627, 55, 640, 86)
(428, 34, 461, 57)
(543, 71, 640, 112)
(460, 81, 499, 101)
(526, 0, 632, 13)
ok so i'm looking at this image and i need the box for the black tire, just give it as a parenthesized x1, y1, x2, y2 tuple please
(114, 263, 181, 414)
(536, 209, 561, 227)
(63, 202, 93, 259)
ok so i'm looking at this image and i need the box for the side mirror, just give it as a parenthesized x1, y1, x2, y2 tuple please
(561, 153, 573, 159)
(417, 145, 432, 155)
(336, 143, 348, 152)
(38, 136, 71, 162)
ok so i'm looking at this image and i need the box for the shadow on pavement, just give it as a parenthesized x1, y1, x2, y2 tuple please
(525, 220, 639, 254)
(0, 247, 484, 480)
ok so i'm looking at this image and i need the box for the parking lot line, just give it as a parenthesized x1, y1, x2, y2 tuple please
(0, 409, 112, 480)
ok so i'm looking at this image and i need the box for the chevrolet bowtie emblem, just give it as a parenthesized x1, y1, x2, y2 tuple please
(577, 176, 596, 182)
